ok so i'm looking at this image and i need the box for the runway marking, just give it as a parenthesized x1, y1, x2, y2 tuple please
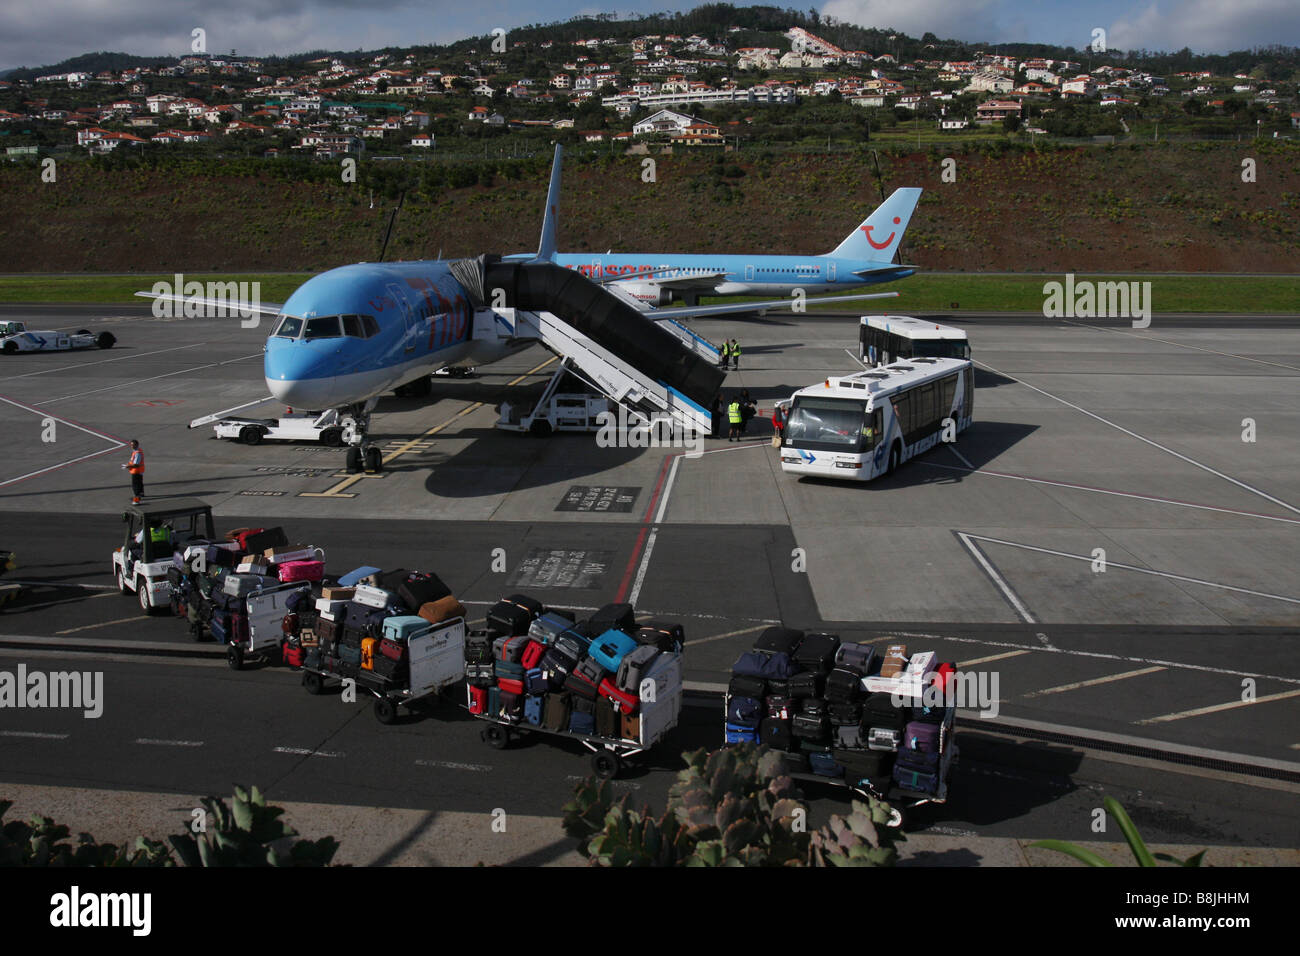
(957, 650, 1030, 667)
(686, 624, 769, 646)
(415, 759, 492, 772)
(273, 746, 344, 758)
(947, 445, 976, 470)
(617, 451, 674, 605)
(954, 532, 1037, 623)
(0, 343, 207, 382)
(919, 461, 1300, 526)
(300, 355, 557, 499)
(0, 394, 128, 488)
(0, 730, 69, 740)
(962, 532, 1300, 607)
(35, 351, 264, 405)
(974, 358, 1300, 517)
(1024, 666, 1167, 698)
(56, 615, 144, 635)
(135, 738, 204, 747)
(7, 581, 117, 591)
(1136, 689, 1300, 725)
(844, 347, 868, 367)
(7, 591, 117, 613)
(567, 775, 640, 790)
(1065, 319, 1300, 373)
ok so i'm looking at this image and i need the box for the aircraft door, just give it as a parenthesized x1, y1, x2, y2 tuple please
(745, 264, 754, 281)
(828, 262, 836, 282)
(386, 283, 417, 352)
(591, 258, 602, 279)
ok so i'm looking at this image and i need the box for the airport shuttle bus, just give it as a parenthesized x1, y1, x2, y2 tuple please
(779, 357, 973, 481)
(860, 315, 970, 366)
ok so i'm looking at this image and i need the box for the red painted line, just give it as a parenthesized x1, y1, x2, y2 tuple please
(640, 453, 675, 523)
(614, 454, 677, 602)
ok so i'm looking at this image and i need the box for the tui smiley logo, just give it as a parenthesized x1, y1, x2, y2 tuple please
(862, 216, 902, 250)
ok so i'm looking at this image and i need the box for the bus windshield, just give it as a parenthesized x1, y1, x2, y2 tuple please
(785, 397, 871, 450)
(913, 340, 970, 360)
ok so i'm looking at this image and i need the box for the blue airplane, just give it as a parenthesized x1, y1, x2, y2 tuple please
(137, 146, 902, 468)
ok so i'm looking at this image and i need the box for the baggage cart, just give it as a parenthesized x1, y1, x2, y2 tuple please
(224, 582, 315, 670)
(469, 651, 684, 780)
(300, 617, 466, 725)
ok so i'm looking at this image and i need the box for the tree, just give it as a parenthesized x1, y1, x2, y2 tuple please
(1003, 113, 1021, 132)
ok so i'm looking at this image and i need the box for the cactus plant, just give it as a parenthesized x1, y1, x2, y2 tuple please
(1031, 796, 1207, 867)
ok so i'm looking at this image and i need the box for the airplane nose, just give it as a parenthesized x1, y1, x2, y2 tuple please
(265, 345, 337, 408)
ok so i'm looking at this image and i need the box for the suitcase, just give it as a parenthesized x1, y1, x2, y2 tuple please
(543, 693, 571, 732)
(867, 727, 900, 751)
(383, 616, 430, 644)
(903, 720, 942, 757)
(791, 713, 828, 739)
(498, 678, 525, 696)
(834, 642, 875, 676)
(563, 661, 604, 701)
(379, 638, 406, 661)
(394, 571, 452, 611)
(524, 667, 549, 695)
(835, 724, 864, 749)
(732, 650, 797, 681)
(494, 660, 525, 681)
(236, 560, 269, 576)
(418, 596, 466, 625)
(360, 637, 377, 671)
(760, 717, 793, 751)
(303, 647, 321, 670)
(335, 566, 381, 588)
(863, 692, 908, 730)
(725, 722, 759, 744)
(728, 674, 767, 699)
(465, 662, 495, 684)
(506, 593, 544, 617)
(569, 708, 596, 736)
(339, 625, 365, 649)
(529, 612, 576, 646)
(520, 640, 546, 670)
(486, 599, 533, 637)
(825, 667, 865, 703)
(621, 712, 641, 741)
(209, 614, 229, 644)
(913, 702, 951, 724)
(315, 597, 349, 620)
(353, 584, 399, 610)
(493, 633, 531, 663)
(264, 545, 321, 565)
(499, 691, 523, 721)
(464, 630, 494, 664)
(809, 751, 844, 777)
(223, 573, 270, 598)
(788, 672, 822, 699)
(540, 645, 578, 686)
(893, 761, 939, 794)
(487, 686, 501, 718)
(278, 560, 324, 583)
(241, 527, 288, 553)
(616, 645, 660, 694)
(792, 632, 841, 674)
(880, 643, 909, 678)
(524, 695, 545, 727)
(372, 655, 408, 681)
(726, 695, 763, 726)
(598, 678, 639, 713)
(588, 629, 638, 673)
(469, 685, 488, 715)
(205, 545, 237, 569)
(589, 602, 636, 633)
(829, 701, 863, 726)
(801, 698, 827, 717)
(595, 696, 618, 738)
(338, 643, 362, 666)
(766, 695, 793, 719)
(636, 620, 684, 653)
(835, 748, 891, 782)
(752, 626, 804, 657)
(555, 634, 590, 662)
(782, 751, 810, 774)
(321, 585, 356, 601)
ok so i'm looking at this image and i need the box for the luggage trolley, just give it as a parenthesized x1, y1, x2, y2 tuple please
(300, 617, 467, 725)
(225, 582, 315, 670)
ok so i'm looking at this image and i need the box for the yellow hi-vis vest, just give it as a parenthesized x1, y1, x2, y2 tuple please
(728, 401, 742, 424)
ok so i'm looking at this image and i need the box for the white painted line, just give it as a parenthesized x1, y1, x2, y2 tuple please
(947, 445, 975, 470)
(654, 454, 683, 525)
(844, 347, 869, 367)
(56, 616, 144, 635)
(273, 746, 344, 758)
(7, 591, 117, 613)
(957, 650, 1030, 667)
(0, 342, 207, 382)
(626, 527, 658, 607)
(686, 624, 770, 646)
(1136, 689, 1300, 725)
(964, 532, 1300, 607)
(567, 775, 640, 789)
(10, 580, 117, 591)
(1066, 320, 1300, 373)
(0, 394, 125, 444)
(0, 445, 125, 488)
(0, 730, 69, 740)
(1024, 666, 1167, 698)
(135, 738, 204, 747)
(415, 759, 492, 772)
(38, 351, 264, 405)
(918, 461, 1300, 527)
(975, 358, 1300, 517)
(955, 532, 1036, 623)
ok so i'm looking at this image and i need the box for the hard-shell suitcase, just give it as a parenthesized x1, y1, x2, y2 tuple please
(835, 725, 864, 749)
(809, 752, 844, 777)
(829, 701, 863, 726)
(555, 634, 590, 662)
(524, 695, 545, 727)
(278, 560, 324, 583)
(867, 727, 901, 752)
(595, 696, 618, 738)
(525, 667, 549, 695)
(223, 573, 270, 598)
(487, 599, 532, 637)
(360, 637, 377, 671)
(588, 629, 638, 673)
(563, 662, 604, 701)
(725, 722, 759, 744)
(498, 678, 525, 696)
(569, 708, 596, 736)
(825, 667, 865, 703)
(752, 626, 804, 657)
(598, 677, 639, 713)
(335, 566, 380, 588)
(464, 630, 494, 664)
(506, 593, 544, 617)
(543, 693, 571, 732)
(353, 584, 399, 610)
(726, 695, 763, 726)
(379, 638, 406, 661)
(616, 645, 660, 694)
(788, 672, 822, 699)
(793, 632, 841, 674)
(621, 712, 641, 741)
(494, 660, 525, 681)
(418, 596, 465, 625)
(834, 642, 875, 676)
(493, 633, 530, 663)
(636, 620, 684, 653)
(529, 612, 575, 646)
(520, 640, 546, 670)
(395, 571, 452, 611)
(792, 713, 829, 739)
(383, 616, 430, 644)
(465, 662, 495, 685)
(589, 602, 636, 633)
(761, 717, 793, 751)
(469, 685, 488, 715)
(540, 645, 578, 686)
(729, 674, 767, 699)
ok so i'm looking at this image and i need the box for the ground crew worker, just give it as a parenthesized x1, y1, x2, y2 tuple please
(727, 396, 743, 441)
(729, 339, 741, 370)
(123, 439, 144, 504)
(717, 342, 730, 370)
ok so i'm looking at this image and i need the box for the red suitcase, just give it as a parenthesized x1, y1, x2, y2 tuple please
(379, 638, 406, 661)
(279, 559, 324, 583)
(598, 677, 639, 714)
(497, 678, 525, 696)
(520, 640, 545, 670)
(469, 685, 488, 715)
(282, 643, 304, 668)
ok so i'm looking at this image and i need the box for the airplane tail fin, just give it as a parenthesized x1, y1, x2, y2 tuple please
(535, 144, 563, 261)
(828, 187, 922, 261)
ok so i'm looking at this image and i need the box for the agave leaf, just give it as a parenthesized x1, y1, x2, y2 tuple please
(1104, 797, 1157, 867)
(1029, 839, 1115, 867)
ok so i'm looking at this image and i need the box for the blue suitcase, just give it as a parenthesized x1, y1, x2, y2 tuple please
(524, 695, 544, 726)
(588, 629, 638, 673)
(809, 752, 845, 777)
(725, 722, 759, 744)
(488, 686, 501, 719)
(382, 615, 430, 644)
(336, 565, 382, 587)
(494, 660, 525, 680)
(209, 614, 229, 644)
(727, 696, 763, 727)
(893, 761, 939, 794)
(570, 710, 596, 735)
(529, 612, 575, 646)
(525, 667, 549, 695)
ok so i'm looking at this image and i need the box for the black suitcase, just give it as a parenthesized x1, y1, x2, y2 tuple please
(395, 571, 452, 610)
(589, 602, 636, 632)
(372, 655, 409, 682)
(825, 667, 865, 703)
(339, 626, 365, 648)
(752, 626, 804, 657)
(834, 642, 875, 676)
(835, 748, 892, 782)
(595, 696, 618, 738)
(788, 672, 822, 698)
(863, 692, 908, 729)
(507, 593, 544, 616)
(760, 717, 793, 751)
(464, 630, 494, 664)
(829, 701, 863, 726)
(540, 645, 578, 685)
(487, 600, 532, 637)
(793, 632, 841, 674)
(791, 713, 829, 739)
(801, 697, 827, 717)
(242, 527, 288, 554)
(782, 751, 810, 774)
(729, 674, 767, 699)
(636, 620, 685, 653)
(766, 679, 791, 698)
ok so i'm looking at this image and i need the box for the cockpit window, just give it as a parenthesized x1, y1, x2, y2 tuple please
(341, 315, 362, 338)
(304, 316, 342, 339)
(273, 315, 303, 338)
(362, 315, 380, 338)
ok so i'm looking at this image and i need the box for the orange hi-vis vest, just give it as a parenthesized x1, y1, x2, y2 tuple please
(127, 449, 145, 475)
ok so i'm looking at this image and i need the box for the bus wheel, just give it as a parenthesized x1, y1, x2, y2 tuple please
(887, 443, 901, 476)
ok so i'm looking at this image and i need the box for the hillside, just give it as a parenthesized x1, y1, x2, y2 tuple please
(0, 142, 1295, 274)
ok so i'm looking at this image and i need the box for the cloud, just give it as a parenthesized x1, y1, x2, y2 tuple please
(1107, 0, 1300, 52)
(820, 0, 1009, 45)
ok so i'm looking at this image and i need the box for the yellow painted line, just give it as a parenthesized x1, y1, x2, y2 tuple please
(56, 615, 145, 635)
(958, 650, 1030, 667)
(685, 624, 768, 646)
(1024, 666, 1166, 698)
(1136, 688, 1300, 725)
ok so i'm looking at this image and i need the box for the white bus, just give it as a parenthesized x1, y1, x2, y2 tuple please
(860, 315, 970, 366)
(779, 357, 973, 481)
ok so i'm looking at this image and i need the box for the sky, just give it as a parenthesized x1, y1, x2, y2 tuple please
(3, 0, 1296, 73)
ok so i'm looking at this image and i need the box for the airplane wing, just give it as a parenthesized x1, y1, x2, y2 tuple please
(133, 291, 283, 316)
(852, 264, 918, 281)
(647, 290, 899, 320)
(632, 272, 728, 291)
